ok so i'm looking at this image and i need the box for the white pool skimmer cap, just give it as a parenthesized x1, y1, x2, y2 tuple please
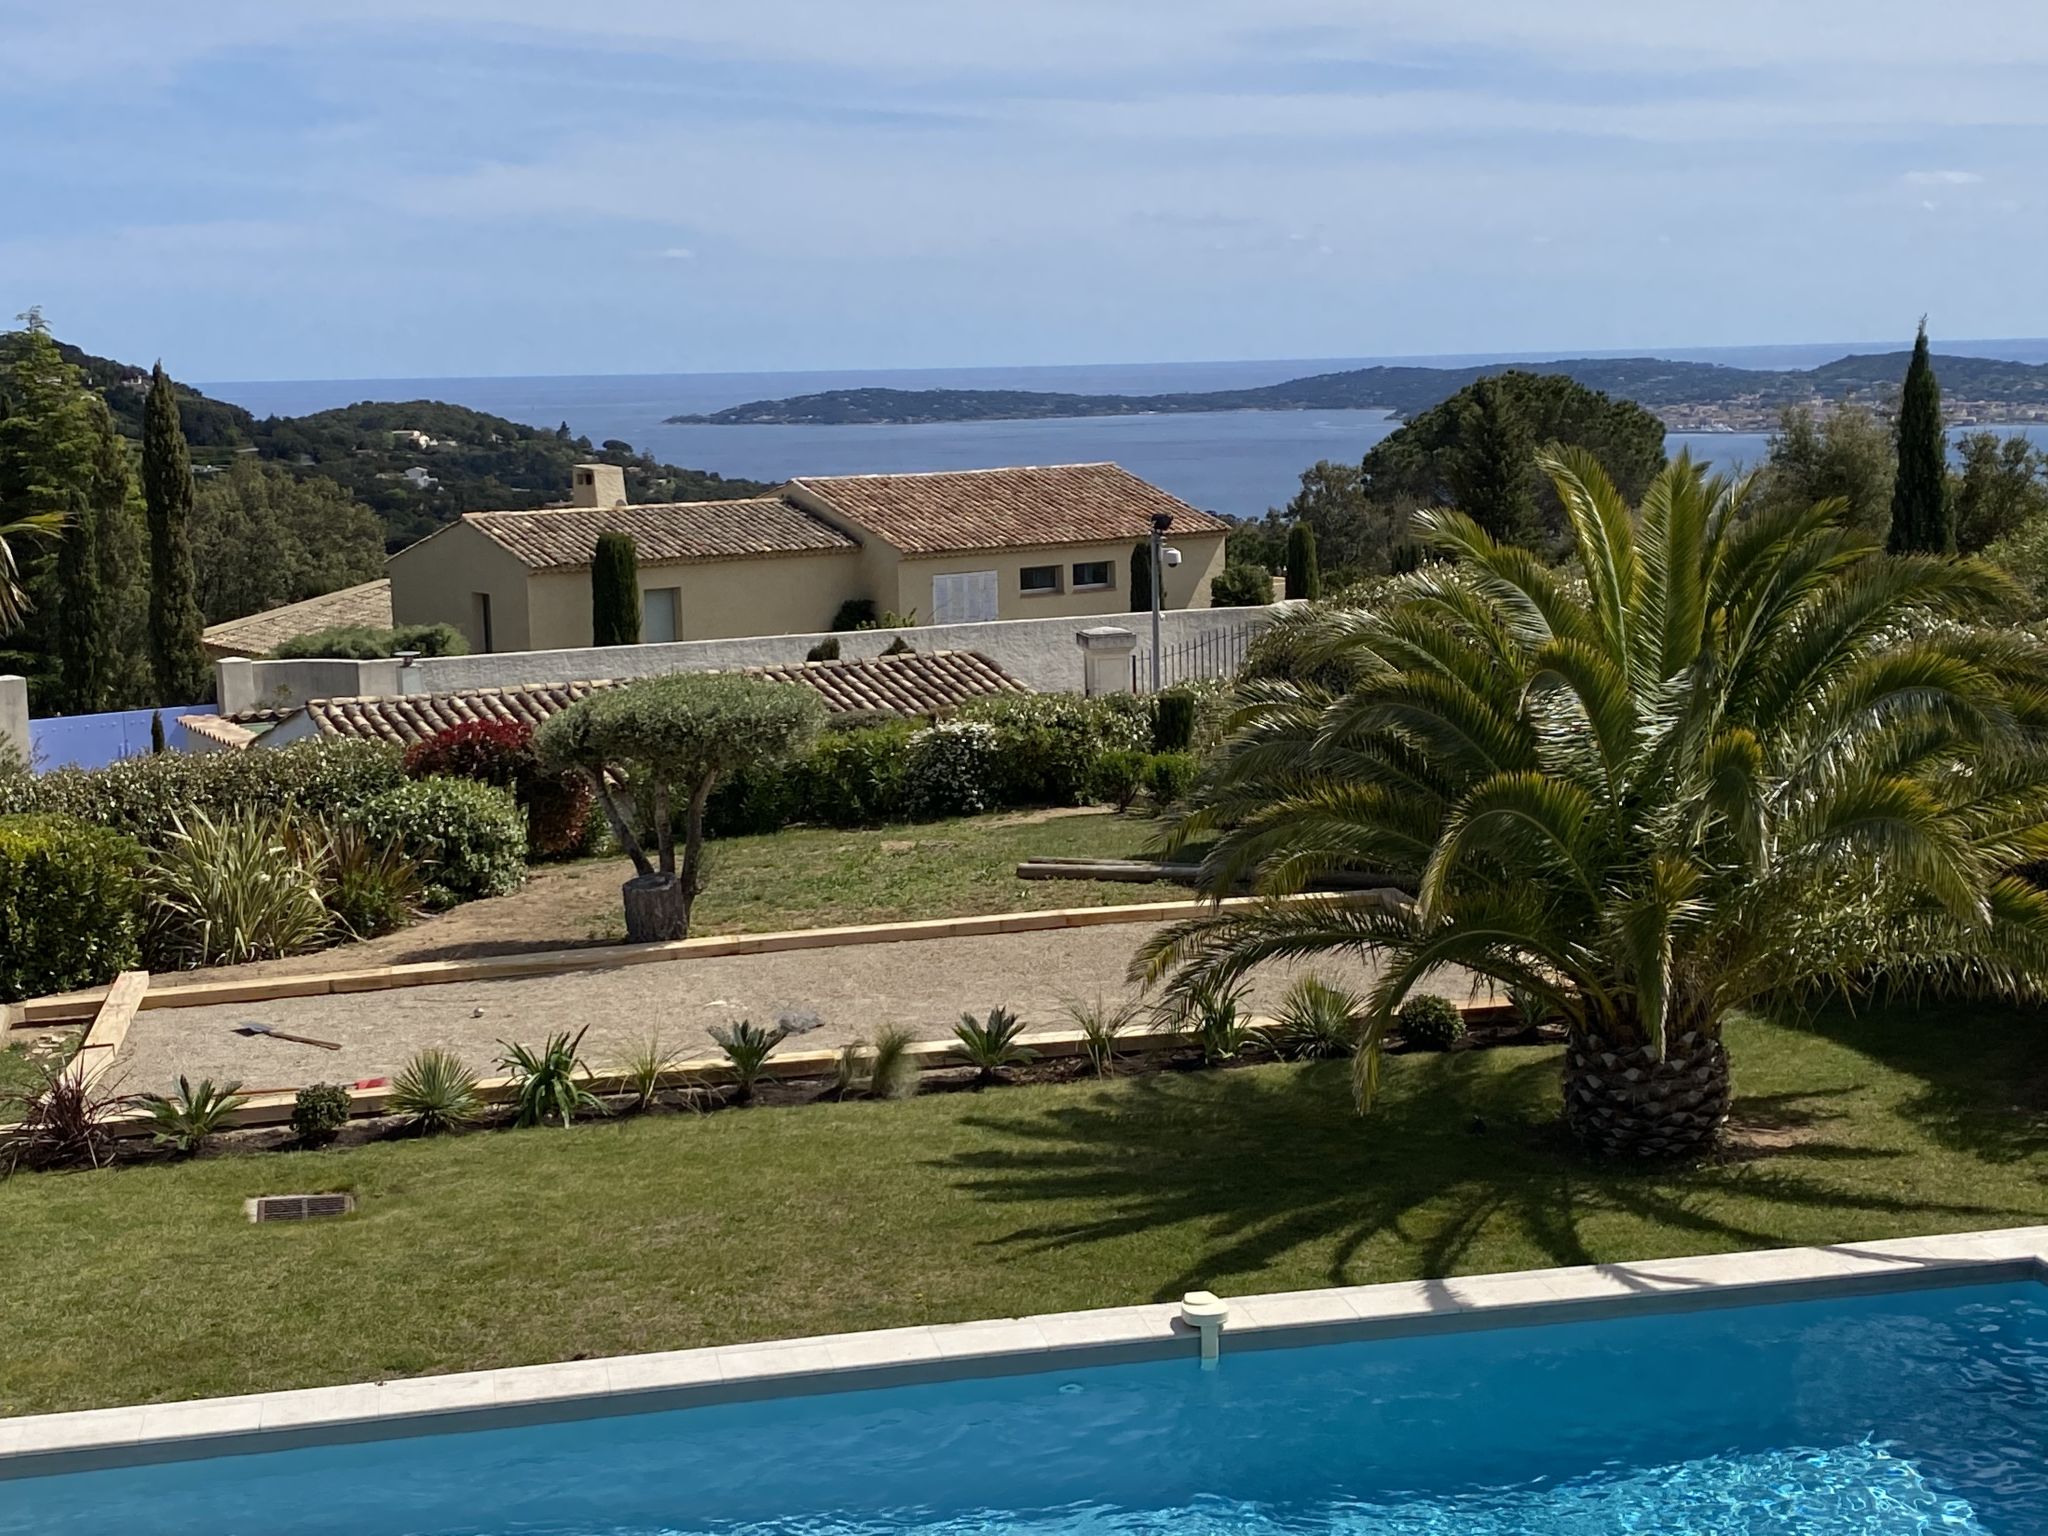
(1180, 1290, 1229, 1363)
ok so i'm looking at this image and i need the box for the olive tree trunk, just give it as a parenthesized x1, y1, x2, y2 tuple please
(1562, 1025, 1730, 1159)
(620, 872, 691, 944)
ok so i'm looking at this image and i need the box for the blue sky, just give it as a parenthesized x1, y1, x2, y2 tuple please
(3, 1, 2045, 380)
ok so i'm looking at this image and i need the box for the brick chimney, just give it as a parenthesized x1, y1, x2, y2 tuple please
(569, 462, 627, 508)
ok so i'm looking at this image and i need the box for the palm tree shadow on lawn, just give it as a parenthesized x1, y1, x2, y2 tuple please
(940, 1050, 2029, 1301)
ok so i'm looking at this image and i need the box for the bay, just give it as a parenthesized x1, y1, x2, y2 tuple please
(202, 356, 2048, 521)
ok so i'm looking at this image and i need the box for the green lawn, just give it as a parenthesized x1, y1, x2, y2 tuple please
(2, 1004, 2043, 1417)
(619, 809, 1171, 939)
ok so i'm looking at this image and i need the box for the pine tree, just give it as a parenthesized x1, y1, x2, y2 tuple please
(1130, 540, 1154, 608)
(1284, 521, 1321, 600)
(142, 363, 208, 701)
(591, 530, 641, 645)
(1887, 320, 1952, 554)
(1446, 377, 1539, 545)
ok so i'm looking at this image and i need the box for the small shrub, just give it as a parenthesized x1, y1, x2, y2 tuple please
(1153, 690, 1198, 752)
(709, 1019, 788, 1103)
(829, 598, 877, 632)
(1265, 976, 1363, 1060)
(804, 637, 842, 663)
(1397, 993, 1466, 1051)
(387, 1048, 479, 1134)
(866, 1024, 920, 1100)
(146, 809, 331, 968)
(1210, 562, 1276, 607)
(954, 1006, 1034, 1085)
(315, 825, 423, 940)
(784, 723, 912, 827)
(141, 1076, 245, 1155)
(352, 778, 527, 908)
(272, 622, 467, 660)
(903, 720, 1002, 817)
(1143, 751, 1199, 810)
(619, 1034, 678, 1111)
(290, 1082, 353, 1148)
(403, 720, 592, 862)
(1065, 995, 1137, 1077)
(2, 1062, 132, 1172)
(1186, 979, 1255, 1063)
(0, 814, 145, 1003)
(499, 1027, 604, 1128)
(1088, 747, 1147, 813)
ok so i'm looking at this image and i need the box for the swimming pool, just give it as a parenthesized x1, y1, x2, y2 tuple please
(5, 1268, 2045, 1535)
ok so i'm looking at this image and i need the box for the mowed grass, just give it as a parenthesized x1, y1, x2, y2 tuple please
(2, 1003, 2043, 1417)
(635, 809, 1168, 937)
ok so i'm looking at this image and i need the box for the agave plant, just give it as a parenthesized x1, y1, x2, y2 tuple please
(386, 1048, 480, 1135)
(140, 1076, 246, 1156)
(709, 1020, 788, 1103)
(953, 1006, 1034, 1085)
(1263, 975, 1365, 1060)
(498, 1028, 604, 1128)
(1141, 448, 2048, 1158)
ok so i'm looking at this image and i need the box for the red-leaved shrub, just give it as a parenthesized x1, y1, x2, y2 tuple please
(403, 720, 591, 860)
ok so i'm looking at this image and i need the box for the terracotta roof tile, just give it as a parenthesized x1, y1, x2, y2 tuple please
(464, 498, 857, 571)
(201, 579, 393, 660)
(792, 462, 1229, 557)
(233, 651, 1027, 748)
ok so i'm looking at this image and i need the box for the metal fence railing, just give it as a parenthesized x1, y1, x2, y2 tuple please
(1131, 621, 1258, 693)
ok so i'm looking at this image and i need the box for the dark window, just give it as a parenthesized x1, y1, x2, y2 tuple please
(1020, 564, 1061, 594)
(1072, 560, 1112, 589)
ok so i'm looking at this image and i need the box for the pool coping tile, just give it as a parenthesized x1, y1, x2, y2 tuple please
(4, 1225, 2044, 1478)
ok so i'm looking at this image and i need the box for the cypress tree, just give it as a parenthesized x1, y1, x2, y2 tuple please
(150, 710, 166, 753)
(54, 483, 105, 713)
(1887, 320, 1952, 554)
(1284, 521, 1321, 600)
(141, 363, 208, 701)
(591, 530, 641, 645)
(1130, 539, 1153, 608)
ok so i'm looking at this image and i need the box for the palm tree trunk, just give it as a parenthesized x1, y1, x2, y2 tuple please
(1562, 1025, 1729, 1158)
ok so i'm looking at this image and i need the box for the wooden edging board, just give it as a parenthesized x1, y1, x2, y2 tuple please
(5, 892, 1398, 1029)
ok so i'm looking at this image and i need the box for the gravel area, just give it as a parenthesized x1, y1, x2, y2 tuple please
(112, 921, 1484, 1094)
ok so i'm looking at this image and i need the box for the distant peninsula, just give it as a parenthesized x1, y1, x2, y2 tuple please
(668, 354, 2048, 433)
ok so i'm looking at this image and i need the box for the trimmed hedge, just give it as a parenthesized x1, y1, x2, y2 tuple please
(350, 779, 528, 909)
(0, 814, 146, 1002)
(0, 740, 404, 848)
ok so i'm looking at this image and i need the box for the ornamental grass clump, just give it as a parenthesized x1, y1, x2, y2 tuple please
(146, 809, 329, 967)
(1141, 447, 2048, 1158)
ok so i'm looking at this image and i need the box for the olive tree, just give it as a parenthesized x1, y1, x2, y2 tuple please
(537, 674, 825, 941)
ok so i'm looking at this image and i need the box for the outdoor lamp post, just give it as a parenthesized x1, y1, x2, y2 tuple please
(1149, 511, 1173, 693)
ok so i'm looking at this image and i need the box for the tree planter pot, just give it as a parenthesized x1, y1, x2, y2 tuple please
(621, 872, 691, 944)
(1563, 1027, 1730, 1159)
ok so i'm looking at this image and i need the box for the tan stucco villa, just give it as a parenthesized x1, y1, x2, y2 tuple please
(386, 461, 1230, 653)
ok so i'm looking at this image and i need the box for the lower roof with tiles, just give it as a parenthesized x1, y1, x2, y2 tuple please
(225, 650, 1028, 749)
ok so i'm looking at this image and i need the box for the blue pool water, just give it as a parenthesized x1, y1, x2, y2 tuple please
(6, 1279, 2046, 1535)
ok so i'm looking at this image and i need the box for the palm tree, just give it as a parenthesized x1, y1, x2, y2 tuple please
(1139, 448, 2048, 1158)
(0, 508, 63, 634)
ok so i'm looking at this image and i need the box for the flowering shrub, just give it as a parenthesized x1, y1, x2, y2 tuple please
(903, 720, 1002, 816)
(403, 720, 592, 860)
(956, 694, 1152, 806)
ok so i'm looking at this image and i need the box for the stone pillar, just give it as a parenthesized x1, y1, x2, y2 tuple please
(1075, 626, 1137, 697)
(0, 675, 27, 766)
(215, 657, 254, 717)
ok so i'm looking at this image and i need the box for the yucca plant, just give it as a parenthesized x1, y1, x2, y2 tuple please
(954, 1006, 1034, 1085)
(386, 1048, 480, 1135)
(1142, 448, 2048, 1157)
(140, 1076, 245, 1156)
(148, 808, 330, 967)
(1065, 995, 1138, 1077)
(1264, 975, 1365, 1060)
(498, 1028, 604, 1128)
(709, 1020, 788, 1104)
